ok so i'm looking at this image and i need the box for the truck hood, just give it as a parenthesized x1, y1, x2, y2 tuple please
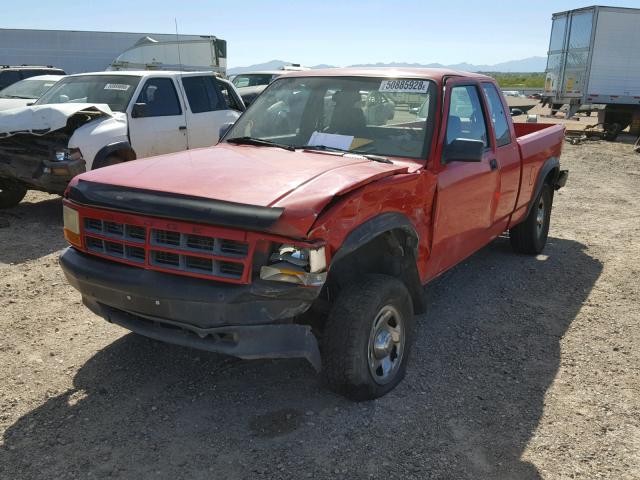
(72, 143, 410, 237)
(0, 98, 37, 112)
(0, 103, 113, 138)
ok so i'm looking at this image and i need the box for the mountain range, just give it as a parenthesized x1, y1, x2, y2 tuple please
(227, 57, 546, 75)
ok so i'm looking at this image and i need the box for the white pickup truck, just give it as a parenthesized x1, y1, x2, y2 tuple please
(0, 70, 244, 208)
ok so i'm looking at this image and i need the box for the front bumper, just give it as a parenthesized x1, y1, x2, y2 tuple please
(59, 247, 322, 369)
(0, 157, 85, 194)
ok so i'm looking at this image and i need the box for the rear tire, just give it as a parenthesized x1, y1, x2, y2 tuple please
(510, 183, 553, 255)
(0, 178, 27, 209)
(321, 274, 415, 401)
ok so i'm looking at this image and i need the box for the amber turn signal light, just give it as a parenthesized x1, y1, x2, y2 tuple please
(63, 205, 82, 248)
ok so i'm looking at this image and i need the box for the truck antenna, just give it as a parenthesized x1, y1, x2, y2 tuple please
(175, 18, 183, 72)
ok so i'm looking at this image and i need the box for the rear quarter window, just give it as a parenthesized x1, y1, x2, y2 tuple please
(182, 76, 221, 113)
(481, 83, 512, 147)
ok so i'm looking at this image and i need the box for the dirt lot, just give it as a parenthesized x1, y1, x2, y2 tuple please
(1, 138, 639, 479)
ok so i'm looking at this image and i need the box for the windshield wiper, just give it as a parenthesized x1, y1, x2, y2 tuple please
(2, 95, 32, 99)
(298, 144, 393, 164)
(226, 136, 295, 152)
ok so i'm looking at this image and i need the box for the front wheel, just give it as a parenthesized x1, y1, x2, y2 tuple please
(510, 183, 553, 254)
(0, 178, 27, 209)
(321, 274, 415, 401)
(92, 154, 124, 170)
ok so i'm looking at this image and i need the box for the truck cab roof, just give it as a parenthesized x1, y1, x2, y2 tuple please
(66, 70, 223, 78)
(281, 67, 493, 83)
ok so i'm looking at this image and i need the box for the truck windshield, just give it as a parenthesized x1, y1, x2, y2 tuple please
(35, 75, 141, 112)
(232, 74, 277, 88)
(0, 78, 60, 99)
(225, 76, 436, 159)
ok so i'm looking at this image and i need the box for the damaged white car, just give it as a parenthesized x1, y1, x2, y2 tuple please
(0, 70, 244, 208)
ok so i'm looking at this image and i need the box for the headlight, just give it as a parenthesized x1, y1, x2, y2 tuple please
(260, 244, 327, 286)
(62, 205, 82, 247)
(54, 147, 83, 162)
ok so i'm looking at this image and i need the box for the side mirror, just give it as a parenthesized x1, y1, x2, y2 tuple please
(131, 103, 147, 118)
(510, 108, 525, 116)
(218, 122, 234, 140)
(443, 138, 484, 163)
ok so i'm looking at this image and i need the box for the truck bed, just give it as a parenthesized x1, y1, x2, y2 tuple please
(512, 122, 565, 220)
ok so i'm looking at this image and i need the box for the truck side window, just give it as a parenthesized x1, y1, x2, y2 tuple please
(0, 71, 21, 89)
(446, 85, 488, 146)
(481, 83, 512, 147)
(136, 78, 182, 117)
(216, 79, 244, 112)
(182, 76, 220, 113)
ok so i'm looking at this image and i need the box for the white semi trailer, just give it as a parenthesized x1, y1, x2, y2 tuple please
(544, 5, 640, 138)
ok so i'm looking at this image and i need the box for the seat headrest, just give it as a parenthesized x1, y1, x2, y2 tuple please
(333, 90, 361, 105)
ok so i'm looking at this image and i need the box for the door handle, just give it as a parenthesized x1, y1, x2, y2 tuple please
(489, 158, 498, 171)
(178, 125, 187, 130)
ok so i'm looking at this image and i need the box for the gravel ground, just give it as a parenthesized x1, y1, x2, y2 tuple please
(0, 139, 639, 479)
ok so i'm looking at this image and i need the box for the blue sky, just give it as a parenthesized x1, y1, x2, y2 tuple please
(3, 1, 640, 67)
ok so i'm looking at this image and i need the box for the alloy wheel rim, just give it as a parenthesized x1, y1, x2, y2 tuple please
(367, 305, 405, 385)
(536, 196, 546, 236)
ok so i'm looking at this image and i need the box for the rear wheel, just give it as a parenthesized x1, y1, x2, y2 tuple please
(321, 274, 415, 401)
(510, 183, 553, 254)
(0, 178, 27, 209)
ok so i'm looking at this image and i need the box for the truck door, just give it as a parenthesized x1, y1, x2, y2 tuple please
(426, 81, 500, 277)
(128, 77, 188, 158)
(180, 75, 242, 148)
(480, 82, 521, 228)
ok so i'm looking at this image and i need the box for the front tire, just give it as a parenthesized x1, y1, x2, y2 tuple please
(510, 183, 553, 254)
(321, 274, 415, 401)
(0, 178, 27, 209)
(92, 154, 124, 170)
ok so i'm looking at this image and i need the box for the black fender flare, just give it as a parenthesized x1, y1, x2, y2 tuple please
(329, 212, 426, 314)
(526, 156, 559, 217)
(92, 141, 136, 170)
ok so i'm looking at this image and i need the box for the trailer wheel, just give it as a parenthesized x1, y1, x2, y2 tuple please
(510, 184, 553, 255)
(0, 178, 27, 209)
(321, 274, 415, 401)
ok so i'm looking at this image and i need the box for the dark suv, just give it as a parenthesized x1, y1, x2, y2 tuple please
(0, 65, 66, 90)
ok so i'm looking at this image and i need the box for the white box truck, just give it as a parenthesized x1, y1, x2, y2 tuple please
(544, 5, 640, 138)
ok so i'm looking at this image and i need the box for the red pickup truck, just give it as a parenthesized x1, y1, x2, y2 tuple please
(60, 69, 567, 400)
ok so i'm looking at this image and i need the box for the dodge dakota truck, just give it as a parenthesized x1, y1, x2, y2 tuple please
(60, 69, 567, 400)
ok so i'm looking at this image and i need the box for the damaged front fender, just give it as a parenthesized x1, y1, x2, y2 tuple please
(0, 103, 113, 138)
(0, 104, 112, 194)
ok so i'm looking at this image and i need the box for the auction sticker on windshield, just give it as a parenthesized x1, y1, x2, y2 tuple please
(103, 83, 131, 91)
(379, 79, 429, 93)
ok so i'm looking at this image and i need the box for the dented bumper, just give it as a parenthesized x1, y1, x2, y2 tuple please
(0, 132, 86, 194)
(0, 157, 85, 194)
(59, 247, 322, 369)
